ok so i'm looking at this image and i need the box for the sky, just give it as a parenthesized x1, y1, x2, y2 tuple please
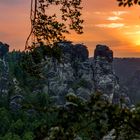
(1, 0, 140, 57)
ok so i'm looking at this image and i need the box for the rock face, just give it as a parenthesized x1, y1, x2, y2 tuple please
(0, 60, 9, 96)
(0, 41, 131, 107)
(94, 45, 131, 106)
(94, 45, 119, 103)
(0, 42, 9, 58)
(94, 45, 113, 62)
(0, 42, 25, 111)
(41, 42, 131, 106)
(0, 42, 9, 96)
(42, 42, 93, 104)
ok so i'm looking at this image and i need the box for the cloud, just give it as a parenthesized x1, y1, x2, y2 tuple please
(107, 16, 122, 21)
(106, 11, 128, 21)
(94, 11, 102, 15)
(95, 23, 125, 28)
(125, 31, 140, 35)
(112, 11, 128, 16)
(135, 25, 140, 28)
(94, 11, 106, 15)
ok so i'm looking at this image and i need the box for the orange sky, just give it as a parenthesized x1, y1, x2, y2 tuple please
(1, 0, 140, 57)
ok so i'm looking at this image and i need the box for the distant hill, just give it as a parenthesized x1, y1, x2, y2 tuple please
(113, 58, 140, 104)
(113, 58, 140, 84)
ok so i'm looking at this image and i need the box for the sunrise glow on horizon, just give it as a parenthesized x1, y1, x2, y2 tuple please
(1, 0, 140, 57)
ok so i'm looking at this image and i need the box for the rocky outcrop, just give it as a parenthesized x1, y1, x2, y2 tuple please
(42, 42, 93, 104)
(0, 59, 9, 96)
(94, 44, 113, 62)
(41, 42, 131, 106)
(0, 42, 9, 96)
(0, 42, 25, 111)
(0, 42, 9, 58)
(0, 41, 131, 107)
(94, 45, 131, 106)
(94, 45, 119, 103)
(58, 41, 89, 62)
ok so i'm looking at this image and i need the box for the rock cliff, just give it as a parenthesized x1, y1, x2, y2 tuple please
(0, 42, 9, 96)
(0, 41, 131, 107)
(41, 42, 131, 106)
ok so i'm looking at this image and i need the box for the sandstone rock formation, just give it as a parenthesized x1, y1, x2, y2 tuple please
(42, 41, 93, 104)
(41, 42, 131, 106)
(0, 42, 9, 58)
(0, 41, 131, 107)
(94, 44, 119, 103)
(0, 42, 9, 96)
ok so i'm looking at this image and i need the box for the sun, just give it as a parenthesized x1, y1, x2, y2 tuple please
(135, 37, 140, 46)
(125, 31, 140, 46)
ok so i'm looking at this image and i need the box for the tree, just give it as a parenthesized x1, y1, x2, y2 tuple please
(117, 0, 140, 7)
(25, 0, 84, 50)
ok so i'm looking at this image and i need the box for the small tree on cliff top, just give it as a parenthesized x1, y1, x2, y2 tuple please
(25, 0, 84, 50)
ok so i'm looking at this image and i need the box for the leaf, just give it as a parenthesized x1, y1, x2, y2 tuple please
(119, 2, 124, 6)
(134, 0, 138, 4)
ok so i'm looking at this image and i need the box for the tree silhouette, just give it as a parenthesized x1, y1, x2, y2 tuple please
(25, 0, 84, 50)
(117, 0, 140, 7)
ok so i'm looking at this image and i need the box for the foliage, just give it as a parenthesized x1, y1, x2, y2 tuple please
(26, 0, 83, 49)
(21, 43, 62, 77)
(1, 90, 140, 140)
(0, 92, 57, 140)
(24, 0, 84, 76)
(72, 79, 92, 90)
(117, 0, 140, 7)
(3, 0, 140, 139)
